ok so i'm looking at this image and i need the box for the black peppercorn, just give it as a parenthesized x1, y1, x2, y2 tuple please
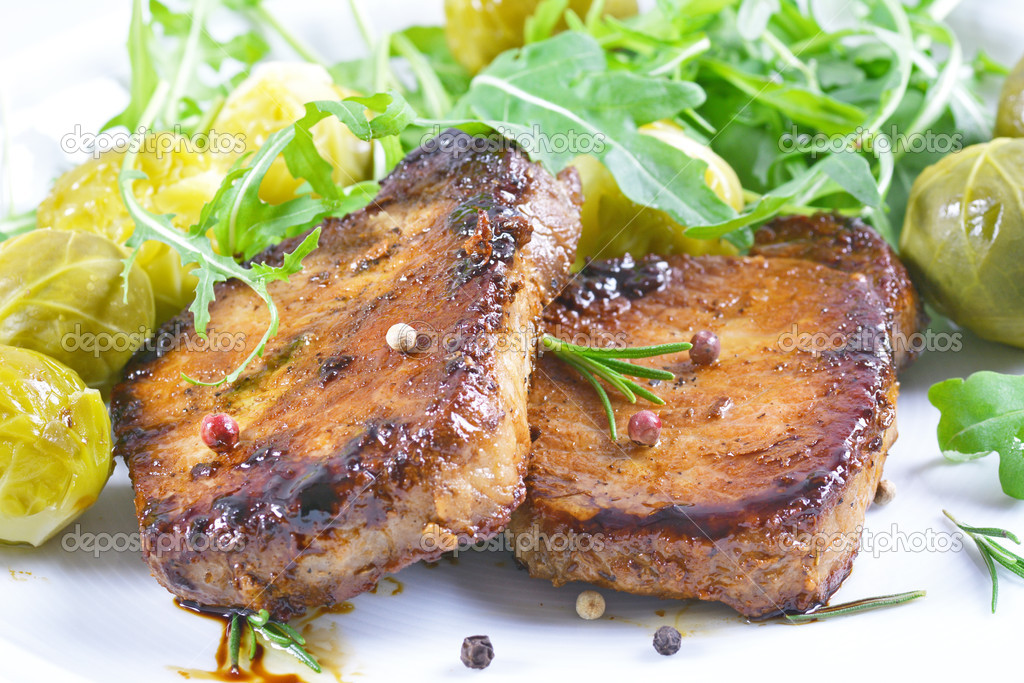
(652, 625, 681, 655)
(461, 635, 494, 669)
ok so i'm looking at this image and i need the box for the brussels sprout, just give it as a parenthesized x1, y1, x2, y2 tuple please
(212, 62, 373, 205)
(0, 345, 112, 547)
(36, 134, 225, 323)
(995, 56, 1024, 138)
(900, 138, 1024, 348)
(444, 0, 638, 74)
(572, 120, 745, 266)
(0, 229, 155, 391)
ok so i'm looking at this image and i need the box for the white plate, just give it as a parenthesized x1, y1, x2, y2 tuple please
(1, 2, 1022, 681)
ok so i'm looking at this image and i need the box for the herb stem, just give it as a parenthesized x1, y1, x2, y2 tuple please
(541, 334, 689, 440)
(225, 608, 320, 675)
(391, 33, 452, 119)
(251, 4, 328, 67)
(162, 0, 213, 126)
(943, 510, 1024, 612)
(783, 590, 926, 623)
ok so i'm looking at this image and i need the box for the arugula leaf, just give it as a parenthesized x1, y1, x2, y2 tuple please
(524, 0, 570, 44)
(451, 32, 734, 230)
(701, 60, 867, 136)
(195, 93, 409, 262)
(102, 0, 159, 132)
(929, 372, 1024, 500)
(103, 0, 270, 134)
(118, 78, 411, 385)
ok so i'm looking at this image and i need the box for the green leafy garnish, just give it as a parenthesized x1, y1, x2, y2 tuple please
(103, 0, 271, 134)
(928, 371, 1024, 500)
(944, 510, 1024, 613)
(782, 590, 926, 623)
(118, 77, 412, 386)
(228, 608, 320, 674)
(541, 334, 690, 440)
(447, 32, 737, 231)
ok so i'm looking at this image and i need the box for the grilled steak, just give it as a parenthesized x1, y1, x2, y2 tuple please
(511, 214, 920, 617)
(111, 130, 581, 617)
(750, 213, 926, 369)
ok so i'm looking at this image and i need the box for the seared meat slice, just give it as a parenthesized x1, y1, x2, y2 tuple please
(511, 215, 919, 617)
(111, 130, 581, 618)
(751, 213, 926, 369)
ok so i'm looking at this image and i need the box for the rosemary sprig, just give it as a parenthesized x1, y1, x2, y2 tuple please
(944, 509, 1024, 613)
(540, 334, 690, 440)
(227, 608, 321, 674)
(783, 590, 926, 623)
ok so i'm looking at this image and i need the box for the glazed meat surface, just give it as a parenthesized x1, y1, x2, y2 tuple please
(111, 130, 581, 617)
(511, 214, 920, 617)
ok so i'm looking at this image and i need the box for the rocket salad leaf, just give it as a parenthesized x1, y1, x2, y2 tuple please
(929, 372, 1024, 500)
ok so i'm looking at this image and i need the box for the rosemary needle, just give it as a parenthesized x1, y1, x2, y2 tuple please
(541, 334, 690, 440)
(227, 608, 321, 674)
(945, 510, 1024, 612)
(783, 590, 926, 623)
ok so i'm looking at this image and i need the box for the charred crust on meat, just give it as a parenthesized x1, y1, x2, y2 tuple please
(561, 254, 671, 312)
(318, 354, 354, 386)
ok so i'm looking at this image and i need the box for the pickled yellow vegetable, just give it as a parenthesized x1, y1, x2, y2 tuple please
(573, 120, 745, 266)
(0, 345, 112, 547)
(0, 229, 155, 392)
(212, 62, 373, 204)
(995, 56, 1024, 138)
(37, 133, 224, 323)
(445, 0, 638, 73)
(900, 138, 1024, 348)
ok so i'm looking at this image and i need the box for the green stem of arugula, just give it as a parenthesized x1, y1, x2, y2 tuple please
(391, 33, 452, 119)
(0, 209, 37, 241)
(193, 95, 225, 136)
(161, 0, 213, 126)
(346, 0, 376, 54)
(762, 29, 819, 92)
(118, 79, 282, 387)
(251, 4, 328, 67)
(895, 23, 962, 162)
(859, 2, 913, 140)
(647, 36, 711, 77)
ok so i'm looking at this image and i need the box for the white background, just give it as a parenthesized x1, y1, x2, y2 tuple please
(0, 1, 1023, 682)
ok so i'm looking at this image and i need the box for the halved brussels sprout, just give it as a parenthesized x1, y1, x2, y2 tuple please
(572, 120, 745, 266)
(36, 133, 225, 323)
(212, 62, 373, 205)
(0, 345, 112, 547)
(995, 56, 1024, 138)
(900, 138, 1024, 348)
(444, 0, 638, 73)
(0, 229, 155, 391)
